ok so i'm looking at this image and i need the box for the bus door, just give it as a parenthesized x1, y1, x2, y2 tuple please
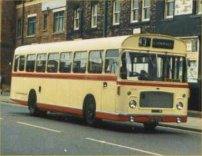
(101, 50, 119, 113)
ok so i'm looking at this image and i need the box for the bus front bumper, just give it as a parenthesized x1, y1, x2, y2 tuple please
(128, 115, 187, 123)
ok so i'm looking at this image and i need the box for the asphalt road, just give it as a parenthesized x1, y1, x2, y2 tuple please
(0, 101, 201, 155)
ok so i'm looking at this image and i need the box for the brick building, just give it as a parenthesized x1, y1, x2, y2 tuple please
(15, 0, 67, 47)
(0, 0, 16, 84)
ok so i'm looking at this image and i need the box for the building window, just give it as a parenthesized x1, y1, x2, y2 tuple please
(16, 18, 22, 38)
(165, 0, 174, 18)
(74, 8, 80, 30)
(53, 11, 64, 33)
(142, 0, 151, 21)
(91, 4, 98, 28)
(131, 0, 139, 23)
(196, 0, 202, 14)
(43, 14, 48, 31)
(113, 0, 120, 25)
(27, 16, 36, 36)
(186, 39, 199, 52)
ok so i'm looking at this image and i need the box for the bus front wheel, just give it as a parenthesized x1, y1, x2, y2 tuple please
(84, 96, 97, 126)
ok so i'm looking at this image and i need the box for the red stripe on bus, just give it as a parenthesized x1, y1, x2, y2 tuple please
(12, 73, 117, 81)
(12, 73, 188, 88)
(37, 103, 83, 116)
(117, 81, 189, 88)
(11, 99, 27, 106)
(96, 112, 129, 121)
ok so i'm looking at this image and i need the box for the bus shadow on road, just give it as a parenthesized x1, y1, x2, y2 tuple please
(44, 112, 183, 135)
(9, 111, 183, 135)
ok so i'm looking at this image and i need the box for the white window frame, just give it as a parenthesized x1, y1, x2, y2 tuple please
(74, 8, 80, 30)
(196, 0, 202, 14)
(165, 0, 174, 19)
(142, 0, 151, 21)
(27, 14, 37, 37)
(53, 11, 64, 33)
(113, 0, 120, 25)
(131, 0, 139, 23)
(91, 4, 98, 28)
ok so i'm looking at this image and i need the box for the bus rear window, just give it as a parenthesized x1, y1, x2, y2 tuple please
(26, 54, 36, 72)
(73, 52, 87, 73)
(19, 56, 25, 71)
(36, 54, 47, 72)
(47, 53, 59, 73)
(14, 55, 19, 72)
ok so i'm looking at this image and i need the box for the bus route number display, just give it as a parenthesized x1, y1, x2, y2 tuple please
(139, 37, 174, 49)
(139, 37, 151, 47)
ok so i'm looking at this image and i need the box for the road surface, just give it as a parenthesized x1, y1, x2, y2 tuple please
(0, 101, 201, 155)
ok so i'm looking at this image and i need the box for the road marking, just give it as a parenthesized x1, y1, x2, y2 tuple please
(1, 102, 26, 108)
(0, 117, 3, 120)
(17, 121, 61, 133)
(86, 137, 163, 156)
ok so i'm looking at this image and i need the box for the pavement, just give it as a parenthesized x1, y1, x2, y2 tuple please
(1, 92, 202, 133)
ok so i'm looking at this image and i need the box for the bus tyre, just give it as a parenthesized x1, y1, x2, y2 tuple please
(144, 122, 158, 131)
(28, 90, 40, 116)
(84, 97, 97, 126)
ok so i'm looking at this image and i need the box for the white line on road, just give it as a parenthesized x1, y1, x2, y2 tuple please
(17, 121, 61, 133)
(86, 137, 163, 156)
(1, 102, 26, 108)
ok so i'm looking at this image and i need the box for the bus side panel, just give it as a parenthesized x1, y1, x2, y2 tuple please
(101, 81, 117, 113)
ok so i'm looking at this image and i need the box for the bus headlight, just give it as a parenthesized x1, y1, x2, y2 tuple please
(129, 100, 137, 109)
(176, 102, 183, 110)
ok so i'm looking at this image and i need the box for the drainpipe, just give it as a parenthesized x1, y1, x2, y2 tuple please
(103, 0, 108, 37)
(199, 14, 202, 109)
(21, 0, 25, 45)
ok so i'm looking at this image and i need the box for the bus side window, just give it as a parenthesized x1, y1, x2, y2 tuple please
(47, 53, 59, 73)
(105, 49, 119, 74)
(14, 55, 19, 72)
(36, 54, 47, 72)
(88, 50, 103, 73)
(26, 54, 36, 72)
(73, 51, 87, 73)
(59, 52, 72, 73)
(19, 56, 25, 71)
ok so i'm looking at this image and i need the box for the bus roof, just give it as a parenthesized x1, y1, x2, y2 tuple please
(15, 34, 187, 55)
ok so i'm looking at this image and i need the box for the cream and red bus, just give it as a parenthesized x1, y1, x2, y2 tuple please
(10, 34, 189, 130)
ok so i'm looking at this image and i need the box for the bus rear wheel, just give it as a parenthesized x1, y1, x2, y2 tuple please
(28, 91, 38, 116)
(84, 97, 97, 126)
(28, 90, 46, 116)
